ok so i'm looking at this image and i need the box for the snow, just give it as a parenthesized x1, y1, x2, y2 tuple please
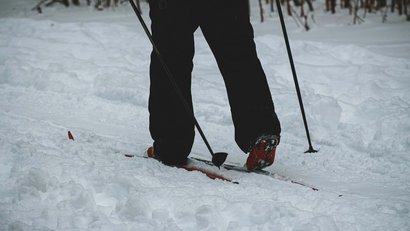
(1, 1, 410, 230)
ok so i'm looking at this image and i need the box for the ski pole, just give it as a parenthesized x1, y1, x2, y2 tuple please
(128, 0, 228, 166)
(275, 0, 317, 153)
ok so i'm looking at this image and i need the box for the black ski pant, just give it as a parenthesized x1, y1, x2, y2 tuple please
(148, 0, 281, 165)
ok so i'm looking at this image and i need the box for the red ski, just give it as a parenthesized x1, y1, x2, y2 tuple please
(124, 154, 237, 184)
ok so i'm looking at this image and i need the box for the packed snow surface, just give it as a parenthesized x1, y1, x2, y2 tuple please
(1, 1, 410, 230)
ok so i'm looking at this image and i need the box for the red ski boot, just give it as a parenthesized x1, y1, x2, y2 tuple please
(146, 146, 158, 160)
(246, 135, 280, 171)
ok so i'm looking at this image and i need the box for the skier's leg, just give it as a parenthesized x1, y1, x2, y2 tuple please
(199, 0, 281, 153)
(148, 0, 199, 165)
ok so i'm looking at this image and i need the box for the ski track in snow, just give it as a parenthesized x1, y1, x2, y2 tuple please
(1, 3, 410, 231)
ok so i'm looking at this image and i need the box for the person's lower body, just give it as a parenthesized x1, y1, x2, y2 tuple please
(148, 0, 197, 166)
(148, 0, 281, 166)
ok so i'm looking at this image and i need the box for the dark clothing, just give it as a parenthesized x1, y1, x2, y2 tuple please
(148, 0, 281, 165)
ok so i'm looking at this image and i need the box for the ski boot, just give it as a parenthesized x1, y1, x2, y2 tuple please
(246, 135, 280, 171)
(146, 146, 158, 160)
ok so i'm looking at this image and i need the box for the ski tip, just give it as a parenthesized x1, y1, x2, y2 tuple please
(68, 131, 74, 141)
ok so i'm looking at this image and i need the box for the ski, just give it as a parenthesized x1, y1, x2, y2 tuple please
(124, 154, 238, 184)
(124, 153, 318, 190)
(190, 156, 319, 191)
